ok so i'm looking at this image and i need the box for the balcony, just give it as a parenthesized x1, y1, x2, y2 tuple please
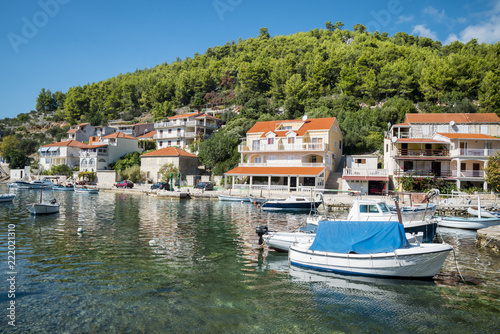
(343, 168, 388, 177)
(456, 148, 498, 157)
(238, 162, 325, 168)
(394, 169, 453, 177)
(239, 143, 327, 153)
(395, 149, 449, 157)
(451, 170, 485, 178)
(154, 131, 184, 139)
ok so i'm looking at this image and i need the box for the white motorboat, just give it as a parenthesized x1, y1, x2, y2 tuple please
(27, 178, 55, 189)
(0, 194, 16, 203)
(289, 221, 452, 278)
(260, 195, 322, 212)
(74, 186, 99, 194)
(467, 207, 500, 218)
(8, 181, 31, 188)
(437, 216, 500, 230)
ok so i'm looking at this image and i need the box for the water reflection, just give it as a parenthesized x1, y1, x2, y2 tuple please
(1, 185, 499, 333)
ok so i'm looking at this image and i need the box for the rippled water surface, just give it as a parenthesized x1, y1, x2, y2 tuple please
(1, 185, 499, 333)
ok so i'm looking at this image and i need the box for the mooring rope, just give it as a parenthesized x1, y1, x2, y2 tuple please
(451, 246, 466, 283)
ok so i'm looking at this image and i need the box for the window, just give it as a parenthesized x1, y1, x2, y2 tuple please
(168, 141, 171, 146)
(268, 156, 275, 161)
(159, 141, 163, 147)
(355, 159, 366, 164)
(168, 129, 172, 134)
(268, 138, 274, 145)
(481, 125, 488, 134)
(252, 140, 260, 151)
(254, 156, 262, 163)
(177, 140, 180, 146)
(288, 137, 295, 144)
(311, 156, 317, 163)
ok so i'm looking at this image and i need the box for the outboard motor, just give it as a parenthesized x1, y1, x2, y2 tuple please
(255, 225, 269, 245)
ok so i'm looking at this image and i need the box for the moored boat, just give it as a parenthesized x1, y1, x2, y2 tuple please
(289, 220, 452, 278)
(437, 216, 500, 230)
(260, 195, 322, 212)
(218, 194, 251, 202)
(0, 194, 16, 203)
(27, 201, 60, 215)
(27, 178, 55, 189)
(74, 187, 99, 194)
(466, 207, 500, 218)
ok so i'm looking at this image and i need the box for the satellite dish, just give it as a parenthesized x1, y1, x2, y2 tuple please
(302, 115, 308, 122)
(391, 137, 398, 143)
(449, 120, 455, 126)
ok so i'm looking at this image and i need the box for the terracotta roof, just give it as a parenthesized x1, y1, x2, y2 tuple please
(169, 112, 204, 120)
(436, 133, 500, 140)
(102, 132, 137, 140)
(67, 129, 78, 133)
(42, 140, 86, 148)
(224, 166, 325, 176)
(405, 113, 500, 124)
(141, 147, 198, 158)
(247, 118, 337, 138)
(136, 130, 156, 139)
(77, 122, 90, 127)
(80, 144, 108, 149)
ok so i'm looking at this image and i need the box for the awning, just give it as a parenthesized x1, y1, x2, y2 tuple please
(48, 147, 59, 151)
(224, 166, 325, 177)
(39, 147, 50, 152)
(396, 138, 446, 143)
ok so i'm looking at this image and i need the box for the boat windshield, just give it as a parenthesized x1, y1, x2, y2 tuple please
(379, 203, 390, 213)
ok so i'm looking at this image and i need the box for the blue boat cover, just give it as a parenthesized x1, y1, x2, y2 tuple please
(308, 221, 409, 254)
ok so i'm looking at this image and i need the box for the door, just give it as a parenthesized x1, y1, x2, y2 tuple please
(403, 161, 413, 172)
(473, 163, 480, 177)
(460, 142, 467, 155)
(401, 143, 408, 155)
(431, 161, 441, 176)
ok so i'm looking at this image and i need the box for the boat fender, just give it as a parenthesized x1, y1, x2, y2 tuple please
(255, 225, 269, 245)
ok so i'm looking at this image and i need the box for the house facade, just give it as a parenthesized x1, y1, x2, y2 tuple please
(109, 122, 155, 138)
(79, 132, 143, 172)
(384, 113, 500, 191)
(153, 112, 218, 153)
(39, 140, 87, 172)
(66, 123, 96, 142)
(224, 117, 343, 191)
(140, 147, 199, 183)
(342, 154, 388, 195)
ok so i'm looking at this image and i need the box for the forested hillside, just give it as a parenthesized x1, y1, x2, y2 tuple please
(2, 25, 500, 173)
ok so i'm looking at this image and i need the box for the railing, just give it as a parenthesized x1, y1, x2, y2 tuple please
(154, 132, 184, 139)
(394, 169, 453, 177)
(154, 120, 186, 128)
(458, 148, 498, 157)
(451, 170, 485, 178)
(40, 152, 61, 157)
(238, 162, 325, 167)
(343, 168, 388, 177)
(396, 149, 449, 157)
(238, 143, 327, 153)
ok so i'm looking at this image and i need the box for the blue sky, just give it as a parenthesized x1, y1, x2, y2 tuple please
(1, 0, 499, 120)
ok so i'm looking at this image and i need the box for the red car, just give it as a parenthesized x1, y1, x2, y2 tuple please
(114, 180, 134, 188)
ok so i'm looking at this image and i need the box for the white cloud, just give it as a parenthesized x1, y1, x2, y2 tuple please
(397, 15, 414, 24)
(412, 24, 438, 40)
(423, 6, 446, 22)
(445, 14, 500, 44)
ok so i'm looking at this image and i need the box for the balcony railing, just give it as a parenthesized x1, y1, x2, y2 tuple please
(343, 168, 388, 177)
(238, 162, 325, 168)
(458, 149, 499, 157)
(394, 169, 453, 177)
(396, 149, 449, 157)
(239, 143, 327, 153)
(154, 132, 184, 139)
(451, 170, 485, 178)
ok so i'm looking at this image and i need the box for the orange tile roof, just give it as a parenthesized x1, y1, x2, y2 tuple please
(43, 140, 86, 148)
(81, 144, 108, 149)
(224, 166, 325, 176)
(102, 132, 137, 140)
(77, 122, 90, 127)
(169, 112, 204, 120)
(136, 130, 156, 139)
(405, 113, 500, 124)
(141, 147, 198, 158)
(247, 118, 337, 138)
(67, 129, 78, 133)
(436, 133, 500, 140)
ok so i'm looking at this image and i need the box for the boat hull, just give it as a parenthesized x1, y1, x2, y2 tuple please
(261, 201, 321, 211)
(75, 188, 99, 194)
(218, 195, 250, 202)
(53, 186, 75, 191)
(467, 207, 500, 218)
(289, 242, 452, 278)
(28, 203, 60, 215)
(0, 194, 16, 203)
(438, 217, 500, 230)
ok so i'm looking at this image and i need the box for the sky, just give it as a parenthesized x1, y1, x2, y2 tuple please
(1, 0, 499, 120)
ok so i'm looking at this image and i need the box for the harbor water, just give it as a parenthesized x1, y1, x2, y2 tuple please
(1, 185, 499, 333)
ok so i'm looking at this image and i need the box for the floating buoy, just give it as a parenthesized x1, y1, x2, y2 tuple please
(257, 204, 260, 209)
(149, 240, 156, 246)
(77, 227, 83, 233)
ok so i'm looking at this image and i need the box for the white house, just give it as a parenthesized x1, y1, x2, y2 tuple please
(140, 147, 199, 183)
(39, 140, 87, 172)
(342, 154, 388, 195)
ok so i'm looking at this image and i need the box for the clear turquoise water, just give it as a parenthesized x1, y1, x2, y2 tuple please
(1, 185, 499, 333)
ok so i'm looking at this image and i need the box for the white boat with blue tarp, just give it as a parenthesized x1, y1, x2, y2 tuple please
(289, 221, 452, 278)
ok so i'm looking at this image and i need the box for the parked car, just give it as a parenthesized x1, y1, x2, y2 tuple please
(114, 180, 134, 188)
(194, 182, 214, 191)
(151, 182, 170, 190)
